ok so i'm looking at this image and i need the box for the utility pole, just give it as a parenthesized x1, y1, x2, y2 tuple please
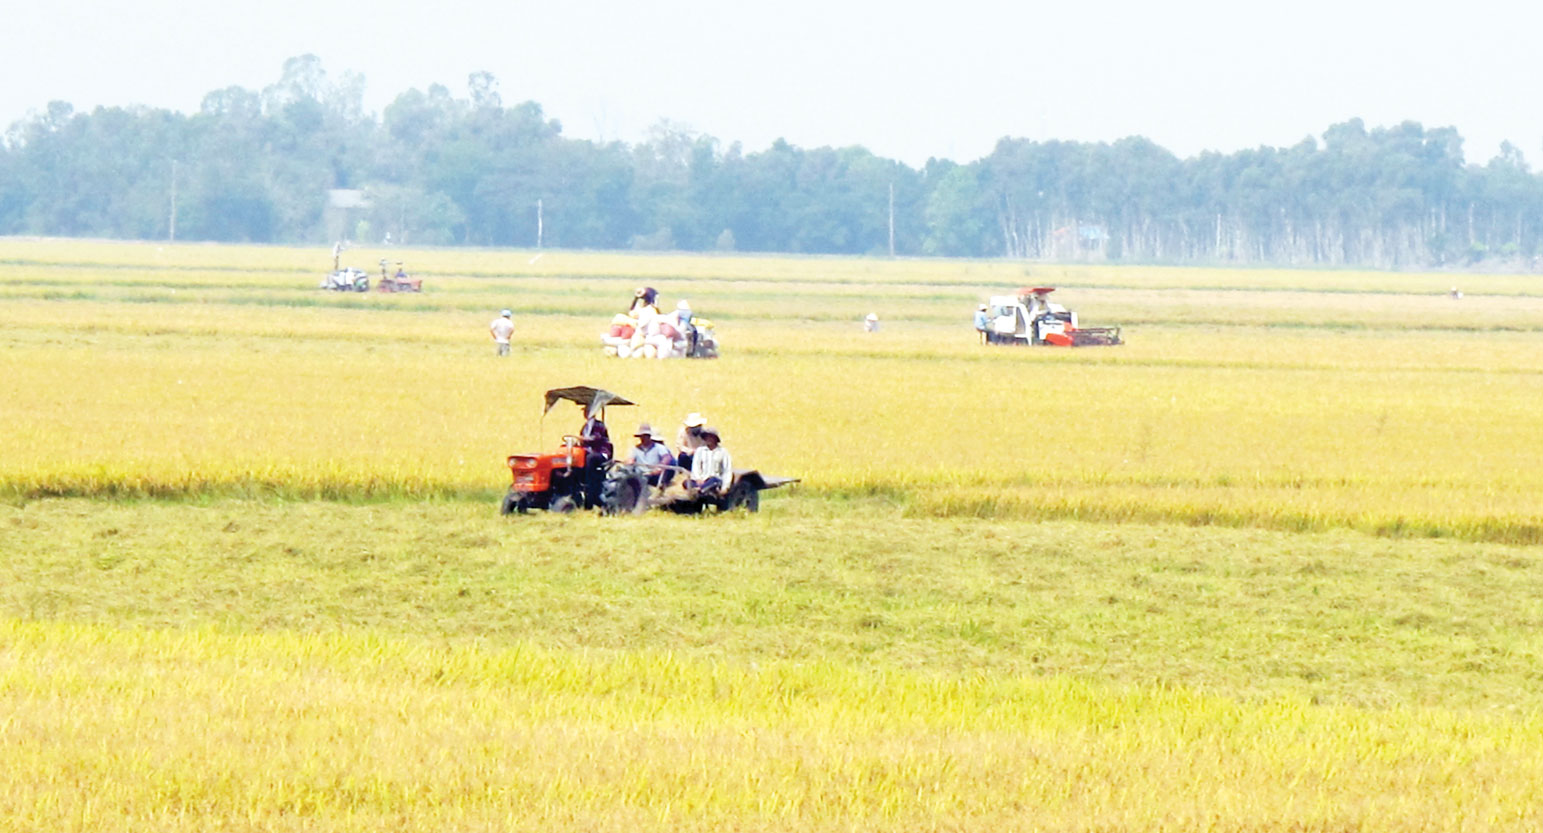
(888, 182, 895, 257)
(536, 198, 544, 248)
(168, 159, 178, 242)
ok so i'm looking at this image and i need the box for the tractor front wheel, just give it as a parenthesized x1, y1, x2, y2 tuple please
(499, 492, 530, 515)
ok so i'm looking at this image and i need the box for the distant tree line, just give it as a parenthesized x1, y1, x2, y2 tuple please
(3, 55, 1541, 268)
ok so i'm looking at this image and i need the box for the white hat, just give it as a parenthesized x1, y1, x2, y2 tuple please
(500, 309, 512, 317)
(865, 313, 878, 321)
(677, 300, 691, 310)
(683, 412, 705, 427)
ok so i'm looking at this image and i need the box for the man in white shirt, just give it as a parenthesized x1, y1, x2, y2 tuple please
(489, 309, 514, 356)
(687, 427, 732, 496)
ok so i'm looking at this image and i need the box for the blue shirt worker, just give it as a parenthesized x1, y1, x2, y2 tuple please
(628, 423, 675, 487)
(974, 304, 990, 344)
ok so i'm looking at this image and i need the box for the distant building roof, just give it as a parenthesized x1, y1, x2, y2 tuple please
(327, 189, 369, 209)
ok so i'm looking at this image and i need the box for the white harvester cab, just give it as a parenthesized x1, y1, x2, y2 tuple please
(985, 287, 1120, 347)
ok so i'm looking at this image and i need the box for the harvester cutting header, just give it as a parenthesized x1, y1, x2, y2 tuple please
(980, 287, 1122, 346)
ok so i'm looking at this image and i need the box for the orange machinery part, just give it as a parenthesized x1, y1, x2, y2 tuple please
(508, 447, 588, 491)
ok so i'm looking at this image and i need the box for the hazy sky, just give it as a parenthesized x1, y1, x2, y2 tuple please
(5, 0, 1539, 167)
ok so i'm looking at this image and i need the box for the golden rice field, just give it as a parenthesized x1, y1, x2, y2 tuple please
(4, 237, 1543, 830)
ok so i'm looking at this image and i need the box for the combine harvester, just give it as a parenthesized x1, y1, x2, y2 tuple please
(984, 287, 1122, 346)
(320, 267, 371, 292)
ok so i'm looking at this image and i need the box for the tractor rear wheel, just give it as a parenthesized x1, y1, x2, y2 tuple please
(605, 474, 649, 515)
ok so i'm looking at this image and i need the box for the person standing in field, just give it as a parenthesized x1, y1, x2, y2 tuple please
(332, 241, 342, 271)
(974, 304, 990, 344)
(674, 300, 698, 356)
(489, 309, 514, 356)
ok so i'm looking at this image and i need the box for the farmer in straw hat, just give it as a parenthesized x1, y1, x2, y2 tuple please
(675, 412, 707, 473)
(686, 426, 732, 496)
(628, 423, 675, 488)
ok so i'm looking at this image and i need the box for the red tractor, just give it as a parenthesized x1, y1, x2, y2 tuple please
(500, 386, 631, 514)
(376, 260, 423, 292)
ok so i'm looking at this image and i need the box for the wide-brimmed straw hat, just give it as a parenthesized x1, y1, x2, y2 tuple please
(701, 426, 721, 440)
(683, 412, 705, 428)
(634, 423, 655, 437)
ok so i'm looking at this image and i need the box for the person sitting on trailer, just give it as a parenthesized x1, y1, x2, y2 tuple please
(675, 412, 707, 473)
(628, 423, 675, 488)
(628, 287, 659, 315)
(686, 427, 731, 496)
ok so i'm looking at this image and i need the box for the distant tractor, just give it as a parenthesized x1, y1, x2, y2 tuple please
(984, 287, 1122, 346)
(376, 260, 422, 293)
